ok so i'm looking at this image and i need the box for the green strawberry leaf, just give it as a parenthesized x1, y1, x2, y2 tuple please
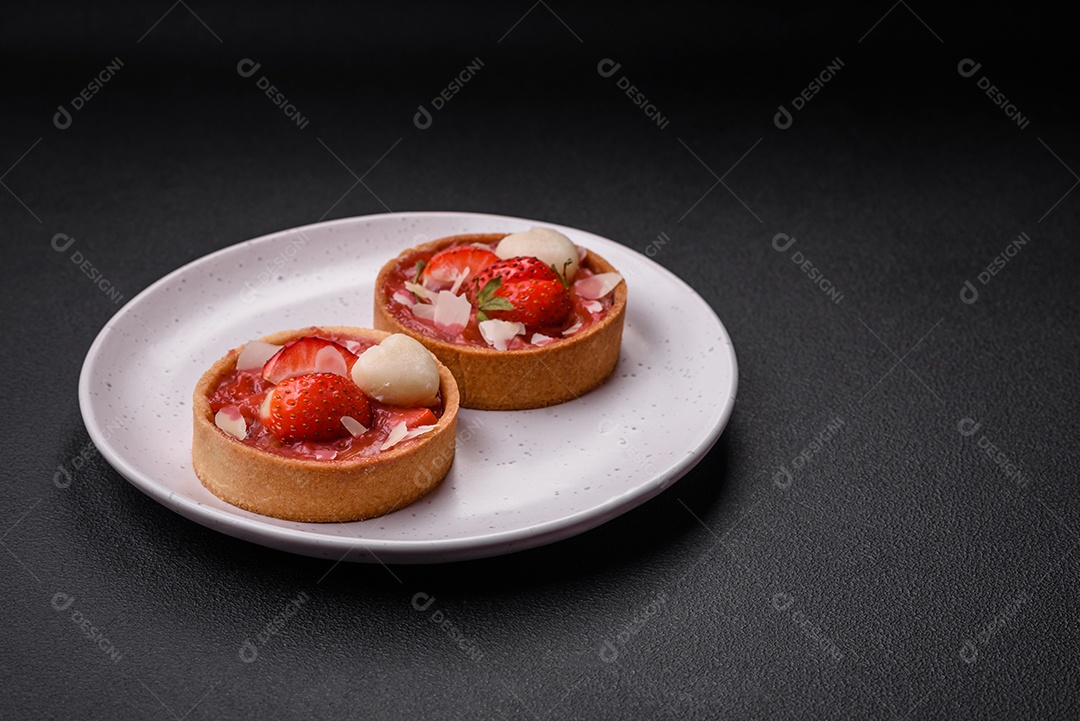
(481, 297, 515, 311)
(550, 259, 573, 289)
(409, 260, 428, 302)
(475, 277, 500, 305)
(475, 277, 515, 314)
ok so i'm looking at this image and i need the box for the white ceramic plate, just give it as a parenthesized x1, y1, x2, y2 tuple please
(78, 212, 737, 563)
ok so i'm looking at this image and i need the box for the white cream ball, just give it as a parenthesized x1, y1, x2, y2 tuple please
(496, 227, 580, 281)
(351, 334, 440, 407)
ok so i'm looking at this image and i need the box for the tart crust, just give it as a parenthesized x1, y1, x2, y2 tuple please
(372, 234, 627, 411)
(192, 326, 459, 522)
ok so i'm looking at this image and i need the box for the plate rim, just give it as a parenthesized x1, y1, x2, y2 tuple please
(78, 210, 738, 562)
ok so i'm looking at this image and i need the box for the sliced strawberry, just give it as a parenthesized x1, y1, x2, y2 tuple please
(209, 372, 271, 413)
(375, 404, 439, 430)
(420, 245, 500, 291)
(262, 337, 359, 384)
(468, 256, 572, 331)
(260, 373, 372, 443)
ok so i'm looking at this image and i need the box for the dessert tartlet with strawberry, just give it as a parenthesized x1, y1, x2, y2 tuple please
(373, 227, 626, 410)
(192, 327, 459, 522)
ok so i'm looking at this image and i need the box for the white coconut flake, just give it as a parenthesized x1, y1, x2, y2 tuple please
(214, 406, 247, 439)
(313, 448, 338, 461)
(236, 340, 281, 371)
(575, 272, 623, 300)
(424, 266, 452, 283)
(314, 345, 349, 377)
(449, 266, 471, 295)
(433, 290, 471, 336)
(582, 300, 604, 314)
(341, 339, 364, 355)
(562, 320, 583, 337)
(479, 319, 526, 350)
(404, 424, 437, 441)
(530, 333, 556, 347)
(259, 391, 273, 422)
(411, 303, 435, 321)
(578, 246, 588, 263)
(392, 291, 415, 307)
(404, 281, 435, 302)
(380, 421, 409, 451)
(341, 415, 368, 437)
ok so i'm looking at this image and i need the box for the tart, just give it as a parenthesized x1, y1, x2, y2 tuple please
(373, 228, 627, 410)
(192, 326, 459, 522)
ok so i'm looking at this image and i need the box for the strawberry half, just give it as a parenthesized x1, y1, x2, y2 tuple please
(262, 337, 359, 384)
(420, 245, 500, 291)
(260, 372, 373, 443)
(468, 256, 572, 331)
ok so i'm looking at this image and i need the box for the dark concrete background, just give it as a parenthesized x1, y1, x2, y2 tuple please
(2, 3, 1077, 719)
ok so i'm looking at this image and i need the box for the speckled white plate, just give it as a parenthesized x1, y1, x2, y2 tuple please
(78, 212, 737, 563)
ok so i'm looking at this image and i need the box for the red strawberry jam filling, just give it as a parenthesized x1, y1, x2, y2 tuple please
(383, 235, 622, 351)
(208, 331, 443, 461)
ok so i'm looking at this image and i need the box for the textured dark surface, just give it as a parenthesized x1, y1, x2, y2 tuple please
(2, 4, 1078, 719)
